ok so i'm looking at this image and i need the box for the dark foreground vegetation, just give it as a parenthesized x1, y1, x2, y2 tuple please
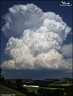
(0, 77, 73, 96)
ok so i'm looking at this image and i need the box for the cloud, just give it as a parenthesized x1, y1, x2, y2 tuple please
(2, 43, 72, 70)
(2, 60, 15, 69)
(1, 4, 43, 38)
(60, 44, 72, 58)
(1, 4, 71, 38)
(1, 4, 72, 70)
(2, 49, 72, 70)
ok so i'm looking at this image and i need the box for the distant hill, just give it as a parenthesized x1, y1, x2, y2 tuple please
(44, 78, 73, 86)
(5, 77, 73, 87)
(53, 78, 72, 84)
(32, 78, 73, 86)
(6, 79, 34, 84)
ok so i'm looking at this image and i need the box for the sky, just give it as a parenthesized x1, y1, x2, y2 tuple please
(1, 0, 73, 80)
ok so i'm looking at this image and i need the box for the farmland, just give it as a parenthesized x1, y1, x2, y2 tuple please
(0, 84, 68, 96)
(0, 77, 73, 96)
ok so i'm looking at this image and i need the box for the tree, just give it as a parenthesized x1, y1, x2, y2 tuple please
(15, 79, 30, 95)
(65, 85, 73, 96)
(0, 67, 4, 82)
(53, 89, 64, 96)
(15, 79, 23, 90)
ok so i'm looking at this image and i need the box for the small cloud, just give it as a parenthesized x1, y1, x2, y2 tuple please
(60, 44, 72, 58)
(70, 32, 73, 35)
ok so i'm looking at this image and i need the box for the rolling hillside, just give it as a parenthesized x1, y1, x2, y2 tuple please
(0, 84, 26, 96)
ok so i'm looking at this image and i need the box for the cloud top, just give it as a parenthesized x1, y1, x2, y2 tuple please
(2, 4, 71, 38)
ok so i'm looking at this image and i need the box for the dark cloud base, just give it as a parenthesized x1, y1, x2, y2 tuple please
(2, 69, 72, 80)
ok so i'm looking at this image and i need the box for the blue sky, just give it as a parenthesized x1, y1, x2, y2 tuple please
(1, 0, 73, 79)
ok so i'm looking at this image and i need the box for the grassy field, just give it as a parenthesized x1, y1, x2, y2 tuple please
(0, 85, 26, 96)
(26, 87, 59, 93)
(0, 85, 67, 96)
(25, 86, 67, 96)
(26, 87, 39, 93)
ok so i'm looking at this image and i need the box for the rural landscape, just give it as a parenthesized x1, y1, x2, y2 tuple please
(1, 1, 73, 96)
(0, 68, 73, 96)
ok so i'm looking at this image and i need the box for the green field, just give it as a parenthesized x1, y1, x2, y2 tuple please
(25, 87, 67, 96)
(26, 87, 59, 93)
(0, 85, 26, 96)
(0, 85, 68, 96)
(26, 87, 39, 93)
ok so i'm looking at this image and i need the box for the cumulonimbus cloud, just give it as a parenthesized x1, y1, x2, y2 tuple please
(1, 4, 72, 70)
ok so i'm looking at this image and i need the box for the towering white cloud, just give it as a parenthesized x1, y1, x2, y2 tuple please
(1, 4, 72, 70)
